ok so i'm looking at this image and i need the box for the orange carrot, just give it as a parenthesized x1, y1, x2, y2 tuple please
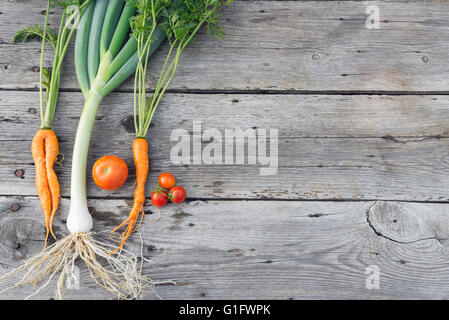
(31, 129, 60, 246)
(44, 130, 60, 239)
(110, 138, 148, 254)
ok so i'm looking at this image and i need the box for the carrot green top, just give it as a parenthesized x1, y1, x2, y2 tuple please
(14, 0, 92, 129)
(131, 0, 233, 139)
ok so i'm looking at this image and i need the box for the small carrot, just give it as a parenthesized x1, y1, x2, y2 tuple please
(32, 129, 59, 245)
(44, 130, 60, 239)
(110, 138, 149, 254)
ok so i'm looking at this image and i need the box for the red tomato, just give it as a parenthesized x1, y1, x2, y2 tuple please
(151, 190, 168, 207)
(159, 172, 176, 189)
(92, 155, 128, 191)
(169, 186, 186, 204)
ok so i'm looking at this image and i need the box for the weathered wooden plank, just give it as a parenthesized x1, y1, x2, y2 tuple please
(1, 1, 449, 91)
(1, 91, 449, 201)
(1, 196, 449, 299)
(4, 92, 449, 140)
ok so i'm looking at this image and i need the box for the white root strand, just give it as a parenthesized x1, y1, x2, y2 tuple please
(0, 232, 160, 300)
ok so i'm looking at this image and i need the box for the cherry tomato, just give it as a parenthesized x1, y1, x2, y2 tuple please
(151, 190, 168, 207)
(159, 172, 176, 189)
(169, 186, 186, 204)
(92, 155, 128, 191)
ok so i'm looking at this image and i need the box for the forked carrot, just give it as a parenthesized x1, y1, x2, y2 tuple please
(15, 0, 73, 247)
(110, 138, 149, 254)
(45, 130, 60, 238)
(31, 129, 60, 245)
(15, 0, 86, 246)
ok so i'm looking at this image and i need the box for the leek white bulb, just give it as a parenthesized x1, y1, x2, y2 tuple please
(67, 203, 93, 233)
(67, 89, 102, 234)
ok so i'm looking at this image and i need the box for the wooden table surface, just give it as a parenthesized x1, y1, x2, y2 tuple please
(2, 0, 449, 299)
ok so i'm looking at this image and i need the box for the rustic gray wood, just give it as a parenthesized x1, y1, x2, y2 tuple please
(0, 91, 449, 201)
(2, 91, 449, 201)
(2, 1, 449, 91)
(2, 0, 449, 300)
(1, 196, 449, 300)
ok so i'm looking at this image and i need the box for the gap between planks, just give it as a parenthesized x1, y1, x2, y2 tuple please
(5, 88, 449, 96)
(4, 195, 449, 205)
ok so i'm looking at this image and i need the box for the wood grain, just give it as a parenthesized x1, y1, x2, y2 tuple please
(1, 1, 449, 92)
(1, 196, 449, 299)
(2, 0, 449, 301)
(1, 91, 449, 201)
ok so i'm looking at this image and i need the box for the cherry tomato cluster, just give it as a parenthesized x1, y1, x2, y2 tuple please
(151, 173, 186, 207)
(91, 158, 186, 208)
